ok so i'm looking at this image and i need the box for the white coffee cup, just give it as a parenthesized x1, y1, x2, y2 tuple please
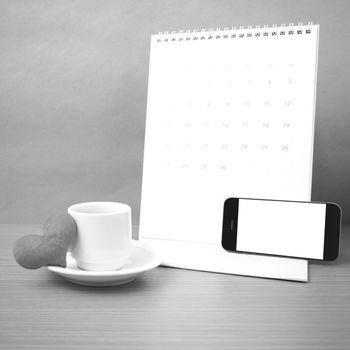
(67, 202, 132, 271)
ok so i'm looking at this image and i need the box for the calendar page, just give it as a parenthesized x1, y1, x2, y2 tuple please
(140, 24, 319, 247)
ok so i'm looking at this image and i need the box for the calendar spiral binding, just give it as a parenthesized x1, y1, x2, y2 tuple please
(156, 22, 315, 42)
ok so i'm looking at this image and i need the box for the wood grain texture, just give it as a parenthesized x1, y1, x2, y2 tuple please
(1, 225, 350, 350)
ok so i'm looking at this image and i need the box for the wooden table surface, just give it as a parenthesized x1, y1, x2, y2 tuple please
(1, 224, 350, 350)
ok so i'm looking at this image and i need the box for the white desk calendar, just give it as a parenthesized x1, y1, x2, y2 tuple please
(140, 23, 319, 281)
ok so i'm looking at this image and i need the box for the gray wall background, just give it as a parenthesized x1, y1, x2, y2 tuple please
(1, 0, 349, 225)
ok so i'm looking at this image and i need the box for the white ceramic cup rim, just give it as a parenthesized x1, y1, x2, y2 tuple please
(67, 202, 131, 216)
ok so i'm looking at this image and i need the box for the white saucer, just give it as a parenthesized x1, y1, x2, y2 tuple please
(47, 240, 161, 287)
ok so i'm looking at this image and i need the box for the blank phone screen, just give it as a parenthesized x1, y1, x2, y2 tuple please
(236, 199, 326, 259)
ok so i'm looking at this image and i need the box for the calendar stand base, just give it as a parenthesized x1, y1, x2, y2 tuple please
(141, 237, 308, 282)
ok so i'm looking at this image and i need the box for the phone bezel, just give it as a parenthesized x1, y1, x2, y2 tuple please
(221, 197, 342, 261)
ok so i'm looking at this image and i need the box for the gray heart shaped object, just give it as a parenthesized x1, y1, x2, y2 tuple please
(13, 213, 77, 269)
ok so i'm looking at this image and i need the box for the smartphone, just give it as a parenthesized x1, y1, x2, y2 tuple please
(222, 198, 341, 261)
